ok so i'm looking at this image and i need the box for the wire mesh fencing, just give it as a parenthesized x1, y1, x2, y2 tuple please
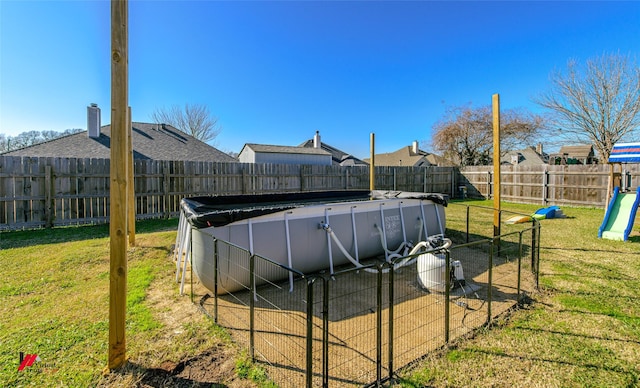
(191, 203, 541, 387)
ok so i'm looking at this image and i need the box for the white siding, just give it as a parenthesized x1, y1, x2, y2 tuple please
(255, 152, 331, 165)
(238, 147, 256, 163)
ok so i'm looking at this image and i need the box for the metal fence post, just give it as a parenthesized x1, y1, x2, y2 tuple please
(190, 239, 194, 303)
(465, 206, 470, 244)
(444, 250, 451, 343)
(322, 277, 329, 387)
(388, 262, 394, 383)
(517, 232, 523, 304)
(531, 220, 540, 289)
(213, 237, 218, 323)
(542, 167, 549, 205)
(487, 241, 494, 324)
(376, 264, 383, 385)
(249, 254, 255, 361)
(306, 278, 314, 388)
(531, 221, 538, 279)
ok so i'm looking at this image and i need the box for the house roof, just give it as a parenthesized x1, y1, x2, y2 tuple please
(557, 145, 594, 158)
(241, 143, 331, 156)
(2, 123, 236, 162)
(364, 145, 435, 167)
(298, 139, 367, 166)
(501, 146, 548, 166)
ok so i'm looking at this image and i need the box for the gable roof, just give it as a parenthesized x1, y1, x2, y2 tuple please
(298, 139, 367, 166)
(501, 146, 548, 166)
(2, 123, 236, 162)
(557, 145, 595, 158)
(240, 143, 331, 156)
(364, 144, 436, 167)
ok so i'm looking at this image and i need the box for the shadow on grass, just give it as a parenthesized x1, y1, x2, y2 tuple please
(0, 218, 178, 249)
(515, 326, 640, 345)
(466, 346, 638, 377)
(627, 235, 640, 243)
(541, 246, 640, 255)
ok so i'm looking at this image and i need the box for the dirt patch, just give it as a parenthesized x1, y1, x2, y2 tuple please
(100, 257, 257, 388)
(136, 348, 251, 388)
(144, 264, 255, 387)
(200, 247, 532, 387)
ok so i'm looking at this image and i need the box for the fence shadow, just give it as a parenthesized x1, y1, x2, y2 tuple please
(0, 223, 110, 249)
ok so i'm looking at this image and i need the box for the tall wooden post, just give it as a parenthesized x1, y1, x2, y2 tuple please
(370, 133, 375, 192)
(492, 94, 501, 238)
(127, 106, 136, 246)
(108, 0, 129, 370)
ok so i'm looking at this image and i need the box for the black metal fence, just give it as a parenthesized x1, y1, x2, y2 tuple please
(191, 204, 541, 387)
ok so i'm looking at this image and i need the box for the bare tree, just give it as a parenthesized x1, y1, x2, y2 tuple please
(7, 130, 43, 150)
(535, 53, 640, 161)
(0, 134, 7, 153)
(151, 104, 222, 144)
(0, 128, 83, 152)
(430, 104, 546, 166)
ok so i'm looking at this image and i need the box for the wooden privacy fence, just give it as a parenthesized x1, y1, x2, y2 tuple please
(459, 164, 640, 207)
(3, 155, 638, 230)
(0, 156, 454, 230)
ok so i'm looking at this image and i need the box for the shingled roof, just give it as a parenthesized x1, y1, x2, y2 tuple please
(501, 146, 548, 166)
(241, 143, 330, 156)
(3, 122, 236, 162)
(298, 139, 367, 166)
(363, 141, 449, 167)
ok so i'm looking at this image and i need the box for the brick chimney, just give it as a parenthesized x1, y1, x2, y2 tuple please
(87, 103, 101, 138)
(536, 143, 543, 155)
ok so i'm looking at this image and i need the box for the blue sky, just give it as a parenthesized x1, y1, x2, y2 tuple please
(1, 1, 639, 158)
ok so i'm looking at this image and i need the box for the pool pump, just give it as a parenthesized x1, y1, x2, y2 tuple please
(417, 253, 465, 292)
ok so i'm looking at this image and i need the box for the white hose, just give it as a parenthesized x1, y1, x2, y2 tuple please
(321, 223, 451, 274)
(374, 224, 411, 258)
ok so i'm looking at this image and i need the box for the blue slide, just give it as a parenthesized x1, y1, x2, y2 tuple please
(598, 187, 640, 241)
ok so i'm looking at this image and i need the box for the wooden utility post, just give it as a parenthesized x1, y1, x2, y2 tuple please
(108, 0, 129, 370)
(127, 106, 136, 246)
(370, 133, 375, 192)
(492, 94, 501, 238)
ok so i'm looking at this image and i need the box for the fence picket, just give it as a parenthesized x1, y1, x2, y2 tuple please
(1, 155, 637, 230)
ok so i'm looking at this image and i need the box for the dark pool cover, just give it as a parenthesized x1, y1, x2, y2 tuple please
(180, 190, 372, 228)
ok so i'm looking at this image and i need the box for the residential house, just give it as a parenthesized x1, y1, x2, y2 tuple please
(549, 145, 597, 165)
(364, 141, 448, 167)
(238, 143, 332, 165)
(2, 104, 236, 162)
(298, 131, 368, 166)
(501, 144, 548, 166)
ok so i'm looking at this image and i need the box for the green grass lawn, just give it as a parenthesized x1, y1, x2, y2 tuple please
(1, 201, 639, 387)
(0, 219, 251, 387)
(396, 200, 640, 387)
